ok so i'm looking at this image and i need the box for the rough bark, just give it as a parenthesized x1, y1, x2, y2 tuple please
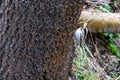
(0, 0, 84, 80)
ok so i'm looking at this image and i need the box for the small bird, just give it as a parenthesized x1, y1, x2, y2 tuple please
(74, 28, 85, 43)
(74, 27, 85, 47)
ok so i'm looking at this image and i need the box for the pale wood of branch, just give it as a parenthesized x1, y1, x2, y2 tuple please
(79, 11, 120, 32)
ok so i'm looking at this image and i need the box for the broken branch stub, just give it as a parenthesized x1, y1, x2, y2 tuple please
(79, 11, 120, 32)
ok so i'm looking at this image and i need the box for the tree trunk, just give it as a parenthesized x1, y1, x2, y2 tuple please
(0, 0, 84, 80)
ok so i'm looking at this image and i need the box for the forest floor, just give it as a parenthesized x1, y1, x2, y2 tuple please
(73, 0, 120, 80)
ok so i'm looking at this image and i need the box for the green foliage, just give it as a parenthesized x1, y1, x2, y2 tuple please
(73, 46, 88, 80)
(103, 33, 114, 42)
(111, 72, 119, 77)
(117, 33, 120, 38)
(103, 33, 120, 57)
(111, 0, 120, 2)
(115, 76, 120, 80)
(73, 46, 99, 80)
(108, 43, 120, 57)
(74, 70, 99, 80)
(95, 3, 112, 12)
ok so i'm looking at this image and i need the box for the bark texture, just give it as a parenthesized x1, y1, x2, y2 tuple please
(0, 0, 84, 80)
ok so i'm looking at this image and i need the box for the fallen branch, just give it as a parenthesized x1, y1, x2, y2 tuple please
(79, 11, 120, 32)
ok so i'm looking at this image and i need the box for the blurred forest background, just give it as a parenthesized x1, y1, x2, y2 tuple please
(73, 0, 120, 80)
